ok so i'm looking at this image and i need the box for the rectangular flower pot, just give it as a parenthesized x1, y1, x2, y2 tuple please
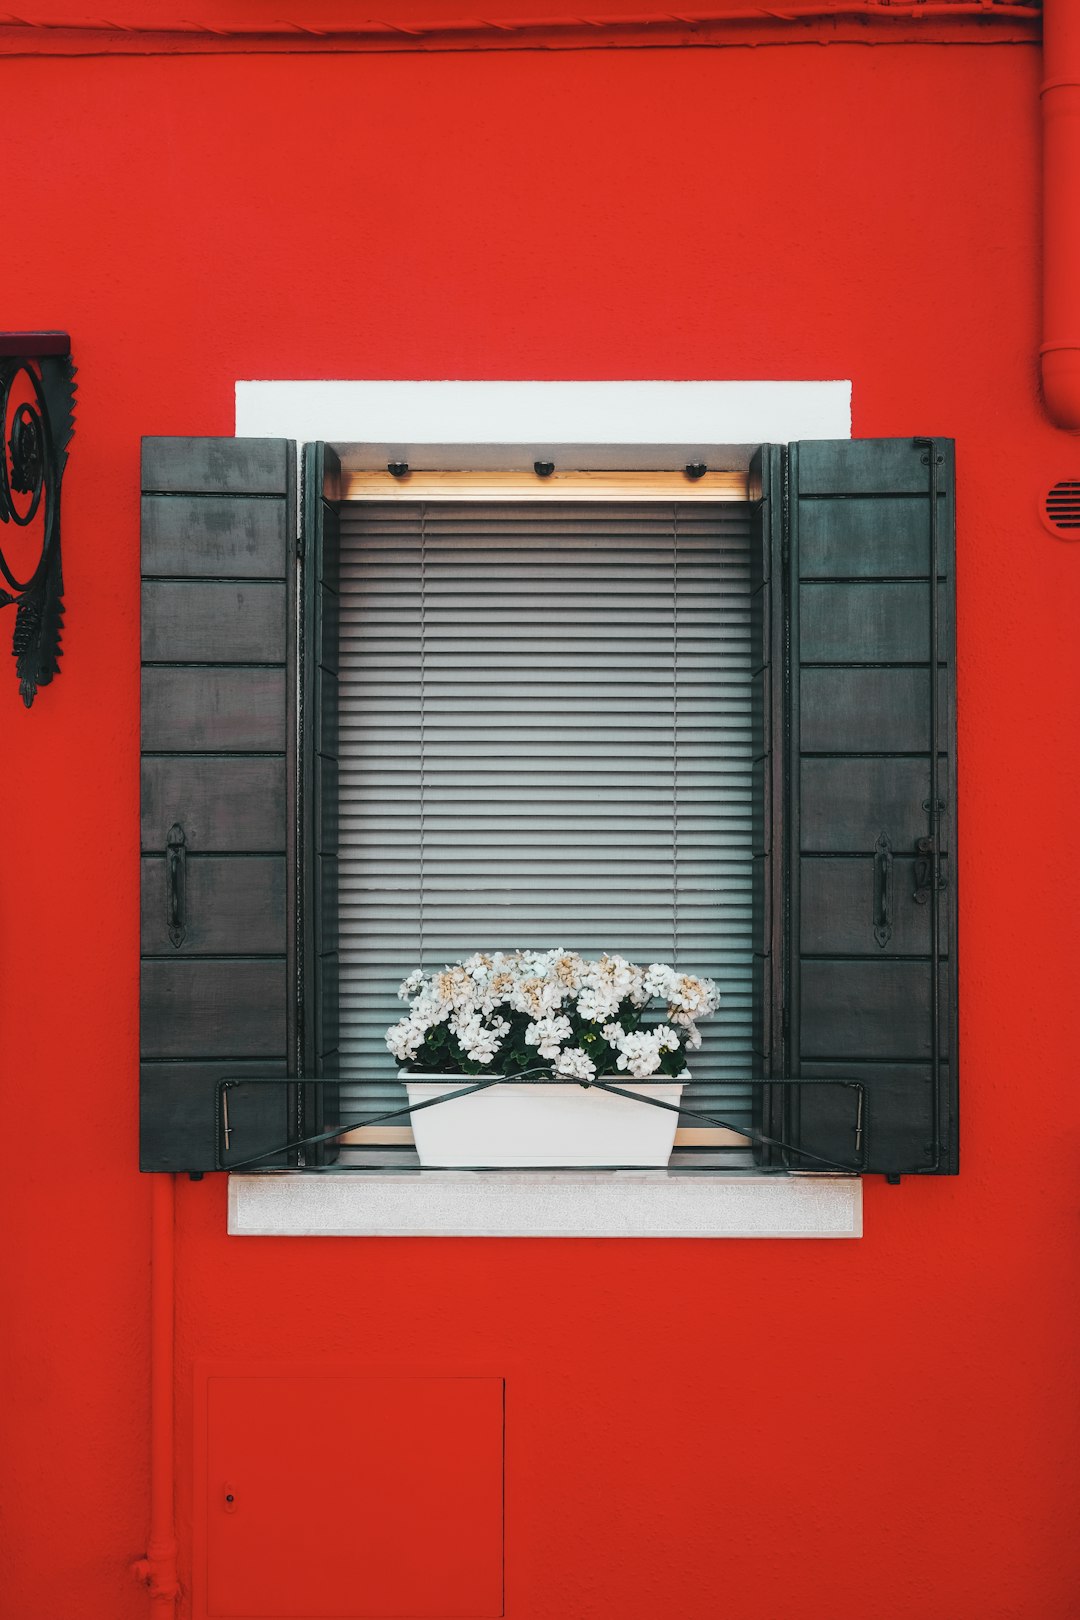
(401, 1072, 685, 1168)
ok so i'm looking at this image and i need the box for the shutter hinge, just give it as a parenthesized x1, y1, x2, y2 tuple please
(779, 445, 791, 570)
(913, 836, 948, 905)
(296, 532, 305, 559)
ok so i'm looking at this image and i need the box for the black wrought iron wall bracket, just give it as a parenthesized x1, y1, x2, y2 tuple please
(0, 334, 75, 707)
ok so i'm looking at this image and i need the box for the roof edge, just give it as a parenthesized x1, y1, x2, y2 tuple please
(0, 5, 1042, 59)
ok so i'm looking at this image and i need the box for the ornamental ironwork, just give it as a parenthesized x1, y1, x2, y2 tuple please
(0, 335, 75, 706)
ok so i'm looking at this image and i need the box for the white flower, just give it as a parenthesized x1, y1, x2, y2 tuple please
(615, 1031, 664, 1078)
(588, 952, 647, 1008)
(386, 1017, 424, 1062)
(411, 992, 451, 1032)
(644, 962, 677, 1000)
(387, 953, 716, 1075)
(435, 966, 480, 1012)
(665, 973, 720, 1018)
(461, 952, 494, 982)
(670, 1013, 703, 1050)
(550, 950, 587, 992)
(509, 975, 564, 1018)
(466, 1030, 505, 1066)
(524, 1015, 573, 1059)
(576, 984, 620, 1023)
(653, 1023, 682, 1053)
(554, 1046, 596, 1082)
(449, 1009, 508, 1066)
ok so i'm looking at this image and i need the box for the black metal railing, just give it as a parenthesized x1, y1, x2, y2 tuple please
(215, 1073, 867, 1175)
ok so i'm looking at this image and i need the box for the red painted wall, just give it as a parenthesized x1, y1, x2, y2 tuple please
(3, 32, 1079, 1620)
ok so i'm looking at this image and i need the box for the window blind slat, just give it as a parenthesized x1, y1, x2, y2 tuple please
(336, 499, 754, 1159)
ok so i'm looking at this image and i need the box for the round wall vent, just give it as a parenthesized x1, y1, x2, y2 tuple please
(1041, 480, 1080, 537)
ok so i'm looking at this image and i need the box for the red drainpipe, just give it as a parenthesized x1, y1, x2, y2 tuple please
(1042, 0, 1080, 431)
(132, 1175, 181, 1614)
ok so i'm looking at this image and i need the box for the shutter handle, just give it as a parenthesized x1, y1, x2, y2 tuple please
(873, 832, 893, 948)
(166, 823, 186, 948)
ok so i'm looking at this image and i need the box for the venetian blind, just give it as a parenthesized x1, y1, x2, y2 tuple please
(336, 499, 754, 1159)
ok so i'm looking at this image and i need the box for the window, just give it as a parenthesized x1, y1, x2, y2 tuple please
(335, 489, 755, 1164)
(139, 432, 957, 1181)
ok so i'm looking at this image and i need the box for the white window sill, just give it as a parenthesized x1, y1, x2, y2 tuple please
(228, 1172, 862, 1239)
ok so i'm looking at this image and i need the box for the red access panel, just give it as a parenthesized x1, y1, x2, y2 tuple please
(199, 1372, 504, 1619)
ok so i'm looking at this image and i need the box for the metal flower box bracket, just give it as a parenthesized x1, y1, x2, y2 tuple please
(213, 1073, 868, 1177)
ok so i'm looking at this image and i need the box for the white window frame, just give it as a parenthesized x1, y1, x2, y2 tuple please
(229, 379, 861, 1239)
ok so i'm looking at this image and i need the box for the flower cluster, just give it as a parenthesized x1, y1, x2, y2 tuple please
(385, 950, 719, 1081)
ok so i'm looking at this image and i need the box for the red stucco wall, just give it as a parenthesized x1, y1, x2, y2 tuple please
(3, 33, 1078, 1620)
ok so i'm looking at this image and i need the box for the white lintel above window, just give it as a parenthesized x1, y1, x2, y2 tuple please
(235, 378, 852, 473)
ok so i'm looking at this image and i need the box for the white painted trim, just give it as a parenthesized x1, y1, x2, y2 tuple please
(229, 1173, 862, 1239)
(234, 378, 851, 468)
(230, 376, 858, 1238)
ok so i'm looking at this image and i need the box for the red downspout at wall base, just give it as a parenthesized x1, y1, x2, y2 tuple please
(132, 1175, 181, 1615)
(1041, 0, 1080, 430)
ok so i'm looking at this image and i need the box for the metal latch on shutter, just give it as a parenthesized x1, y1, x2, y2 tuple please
(873, 833, 893, 948)
(166, 823, 187, 948)
(913, 836, 948, 906)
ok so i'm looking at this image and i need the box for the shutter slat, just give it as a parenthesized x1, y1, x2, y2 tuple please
(141, 960, 287, 1059)
(140, 856, 287, 954)
(141, 582, 287, 664)
(141, 757, 288, 854)
(141, 668, 288, 753)
(141, 496, 289, 577)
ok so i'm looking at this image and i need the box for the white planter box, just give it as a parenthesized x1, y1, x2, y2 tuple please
(402, 1071, 684, 1168)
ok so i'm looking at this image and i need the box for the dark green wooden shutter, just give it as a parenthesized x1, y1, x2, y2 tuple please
(781, 437, 958, 1175)
(140, 437, 297, 1172)
(749, 446, 786, 1155)
(301, 443, 341, 1162)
